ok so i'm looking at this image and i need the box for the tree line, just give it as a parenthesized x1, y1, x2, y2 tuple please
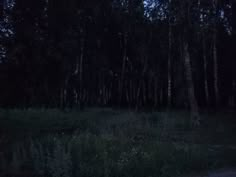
(0, 0, 235, 112)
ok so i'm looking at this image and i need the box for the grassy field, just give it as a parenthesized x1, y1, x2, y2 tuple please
(0, 108, 236, 177)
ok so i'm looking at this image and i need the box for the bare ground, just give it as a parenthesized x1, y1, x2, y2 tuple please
(183, 169, 236, 177)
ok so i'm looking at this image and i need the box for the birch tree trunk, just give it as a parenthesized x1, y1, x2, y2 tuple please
(213, 0, 219, 106)
(198, 0, 209, 106)
(183, 41, 200, 125)
(213, 33, 219, 105)
(136, 58, 147, 110)
(167, 0, 172, 108)
(203, 37, 209, 106)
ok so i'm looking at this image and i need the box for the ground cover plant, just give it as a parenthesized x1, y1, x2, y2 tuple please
(0, 108, 236, 177)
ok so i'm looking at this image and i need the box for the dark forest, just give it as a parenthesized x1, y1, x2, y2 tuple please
(0, 0, 236, 177)
(1, 0, 235, 112)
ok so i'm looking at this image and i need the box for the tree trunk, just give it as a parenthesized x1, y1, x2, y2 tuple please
(126, 80, 129, 105)
(129, 80, 132, 106)
(160, 86, 163, 107)
(213, 31, 219, 106)
(60, 77, 69, 109)
(183, 41, 200, 125)
(136, 57, 147, 110)
(119, 32, 127, 106)
(136, 80, 142, 110)
(203, 37, 209, 106)
(154, 76, 158, 108)
(232, 2, 236, 108)
(167, 0, 172, 108)
(142, 80, 146, 105)
(229, 80, 236, 108)
(213, 0, 219, 106)
(79, 34, 84, 108)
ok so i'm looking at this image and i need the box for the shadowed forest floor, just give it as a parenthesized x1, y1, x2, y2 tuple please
(0, 108, 236, 177)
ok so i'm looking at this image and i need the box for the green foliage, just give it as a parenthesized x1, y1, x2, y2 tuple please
(0, 109, 236, 177)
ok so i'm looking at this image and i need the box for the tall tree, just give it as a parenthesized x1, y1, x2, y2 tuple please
(167, 0, 172, 108)
(181, 0, 200, 124)
(212, 0, 220, 106)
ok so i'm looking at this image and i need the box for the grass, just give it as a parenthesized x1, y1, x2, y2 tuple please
(0, 108, 236, 177)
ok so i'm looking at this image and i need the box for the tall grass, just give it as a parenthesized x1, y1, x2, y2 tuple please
(0, 133, 212, 177)
(0, 108, 236, 177)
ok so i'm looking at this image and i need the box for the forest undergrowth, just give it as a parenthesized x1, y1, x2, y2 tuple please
(0, 108, 236, 177)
